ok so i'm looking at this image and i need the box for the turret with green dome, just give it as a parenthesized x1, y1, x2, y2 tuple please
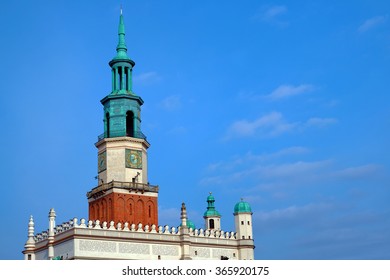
(234, 198, 252, 214)
(203, 193, 221, 218)
(203, 193, 221, 230)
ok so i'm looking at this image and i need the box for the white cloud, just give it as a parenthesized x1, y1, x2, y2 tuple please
(259, 160, 332, 179)
(255, 203, 333, 223)
(306, 117, 338, 127)
(358, 15, 388, 33)
(225, 112, 297, 139)
(224, 112, 337, 140)
(160, 95, 181, 111)
(333, 164, 382, 180)
(263, 5, 287, 20)
(252, 5, 289, 27)
(201, 159, 332, 187)
(203, 147, 311, 184)
(266, 84, 315, 100)
(167, 125, 187, 135)
(133, 71, 161, 85)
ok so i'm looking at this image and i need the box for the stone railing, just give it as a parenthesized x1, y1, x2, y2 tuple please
(34, 218, 236, 242)
(87, 181, 159, 199)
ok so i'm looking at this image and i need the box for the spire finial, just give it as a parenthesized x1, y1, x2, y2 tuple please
(114, 8, 130, 60)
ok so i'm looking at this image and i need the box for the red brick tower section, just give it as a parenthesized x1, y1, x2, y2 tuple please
(87, 181, 159, 226)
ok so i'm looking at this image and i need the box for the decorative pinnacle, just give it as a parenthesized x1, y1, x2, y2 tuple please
(25, 215, 36, 249)
(28, 215, 35, 238)
(181, 203, 187, 228)
(181, 203, 187, 218)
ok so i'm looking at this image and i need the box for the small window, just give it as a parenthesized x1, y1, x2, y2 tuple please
(28, 254, 32, 260)
(241, 221, 244, 225)
(158, 255, 161, 260)
(249, 236, 251, 239)
(242, 236, 245, 239)
(195, 251, 198, 256)
(247, 221, 250, 225)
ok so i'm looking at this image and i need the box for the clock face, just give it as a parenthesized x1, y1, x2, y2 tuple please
(98, 151, 106, 173)
(125, 149, 142, 169)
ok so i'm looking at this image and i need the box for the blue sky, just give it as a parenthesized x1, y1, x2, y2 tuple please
(0, 0, 389, 259)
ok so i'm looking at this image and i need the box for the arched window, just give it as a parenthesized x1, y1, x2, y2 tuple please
(209, 219, 215, 229)
(126, 111, 134, 137)
(106, 112, 110, 138)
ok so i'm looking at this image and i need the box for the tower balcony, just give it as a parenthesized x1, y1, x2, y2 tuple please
(87, 180, 159, 199)
(97, 130, 147, 142)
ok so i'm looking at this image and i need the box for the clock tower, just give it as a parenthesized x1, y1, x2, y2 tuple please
(87, 11, 159, 227)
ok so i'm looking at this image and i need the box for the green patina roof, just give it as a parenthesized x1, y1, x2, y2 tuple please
(234, 199, 252, 214)
(203, 193, 221, 217)
(180, 219, 196, 230)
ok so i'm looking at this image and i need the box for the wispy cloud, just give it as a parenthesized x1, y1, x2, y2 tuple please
(224, 112, 337, 140)
(206, 146, 310, 173)
(253, 5, 289, 26)
(255, 203, 334, 225)
(167, 125, 187, 136)
(133, 71, 162, 85)
(225, 112, 298, 139)
(239, 84, 315, 101)
(333, 164, 382, 180)
(358, 15, 388, 33)
(306, 117, 338, 128)
(201, 159, 332, 187)
(263, 5, 287, 21)
(265, 84, 315, 100)
(160, 95, 181, 111)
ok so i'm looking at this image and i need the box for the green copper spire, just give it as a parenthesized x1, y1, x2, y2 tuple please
(115, 10, 130, 60)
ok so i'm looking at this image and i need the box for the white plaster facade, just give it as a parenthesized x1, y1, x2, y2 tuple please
(96, 136, 150, 184)
(23, 211, 255, 260)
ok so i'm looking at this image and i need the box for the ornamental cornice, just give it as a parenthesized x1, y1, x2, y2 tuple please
(95, 136, 150, 148)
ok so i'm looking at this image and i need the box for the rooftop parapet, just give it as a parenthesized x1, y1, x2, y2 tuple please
(34, 218, 236, 242)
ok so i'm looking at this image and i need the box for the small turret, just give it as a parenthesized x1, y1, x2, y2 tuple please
(234, 199, 254, 260)
(234, 199, 253, 240)
(203, 192, 221, 230)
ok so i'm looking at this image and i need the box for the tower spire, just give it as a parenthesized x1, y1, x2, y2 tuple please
(115, 10, 129, 60)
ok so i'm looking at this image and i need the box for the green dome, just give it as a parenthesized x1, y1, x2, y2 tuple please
(187, 219, 196, 230)
(180, 219, 196, 230)
(203, 193, 221, 217)
(203, 208, 221, 217)
(234, 200, 252, 214)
